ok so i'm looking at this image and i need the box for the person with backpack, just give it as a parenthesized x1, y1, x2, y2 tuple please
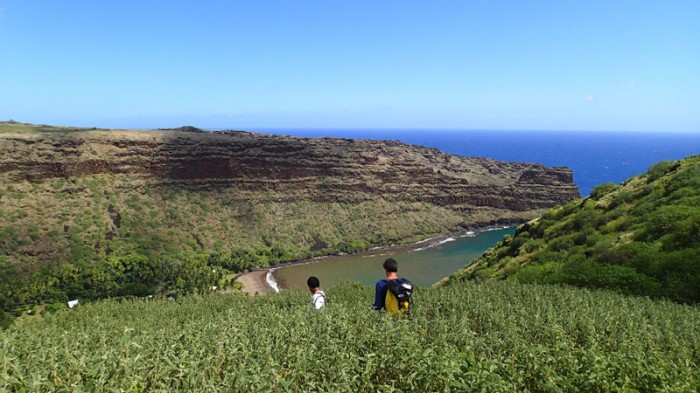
(307, 276, 327, 310)
(373, 258, 413, 317)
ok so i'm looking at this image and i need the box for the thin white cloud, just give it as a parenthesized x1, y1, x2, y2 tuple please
(583, 95, 595, 102)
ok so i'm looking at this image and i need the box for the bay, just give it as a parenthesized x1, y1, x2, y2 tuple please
(259, 129, 699, 291)
(272, 227, 515, 290)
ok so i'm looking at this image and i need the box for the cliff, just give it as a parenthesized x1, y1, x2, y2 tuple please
(0, 123, 578, 274)
(1, 125, 577, 213)
(0, 123, 578, 309)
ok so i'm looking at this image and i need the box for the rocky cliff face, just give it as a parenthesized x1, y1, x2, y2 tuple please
(0, 124, 581, 276)
(0, 128, 578, 221)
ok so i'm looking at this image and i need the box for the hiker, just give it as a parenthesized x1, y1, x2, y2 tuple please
(307, 276, 327, 310)
(373, 258, 413, 316)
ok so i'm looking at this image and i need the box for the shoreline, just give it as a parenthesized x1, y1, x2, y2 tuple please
(235, 269, 273, 295)
(235, 225, 513, 295)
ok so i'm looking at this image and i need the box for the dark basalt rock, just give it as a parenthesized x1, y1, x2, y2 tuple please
(0, 128, 580, 222)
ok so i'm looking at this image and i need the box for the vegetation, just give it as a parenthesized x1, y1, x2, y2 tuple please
(0, 172, 462, 313)
(0, 120, 102, 134)
(0, 121, 568, 314)
(441, 155, 700, 304)
(2, 124, 698, 391)
(1, 281, 698, 392)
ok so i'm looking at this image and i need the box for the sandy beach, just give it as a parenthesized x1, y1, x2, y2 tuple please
(235, 270, 274, 295)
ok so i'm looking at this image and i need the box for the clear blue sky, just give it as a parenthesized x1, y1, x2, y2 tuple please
(1, 1, 698, 131)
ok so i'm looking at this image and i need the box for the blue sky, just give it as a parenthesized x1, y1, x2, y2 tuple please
(0, 1, 698, 132)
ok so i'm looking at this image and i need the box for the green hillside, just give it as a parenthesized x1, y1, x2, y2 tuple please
(2, 281, 698, 392)
(440, 155, 700, 303)
(0, 170, 459, 310)
(0, 124, 465, 311)
(1, 122, 578, 313)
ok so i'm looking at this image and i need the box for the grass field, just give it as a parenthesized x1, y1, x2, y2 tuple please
(0, 121, 102, 134)
(2, 281, 698, 392)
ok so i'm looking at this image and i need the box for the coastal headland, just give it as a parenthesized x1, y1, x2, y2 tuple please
(0, 122, 579, 307)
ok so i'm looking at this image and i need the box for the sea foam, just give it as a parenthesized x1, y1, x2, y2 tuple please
(412, 237, 456, 252)
(266, 269, 281, 293)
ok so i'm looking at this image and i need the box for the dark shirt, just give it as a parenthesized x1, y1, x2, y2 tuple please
(373, 279, 388, 310)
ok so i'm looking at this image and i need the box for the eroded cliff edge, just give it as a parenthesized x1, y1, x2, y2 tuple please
(2, 128, 578, 212)
(0, 125, 579, 269)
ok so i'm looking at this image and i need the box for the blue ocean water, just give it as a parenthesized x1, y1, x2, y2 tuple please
(253, 129, 700, 196)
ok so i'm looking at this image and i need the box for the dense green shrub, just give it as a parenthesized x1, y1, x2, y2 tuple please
(333, 239, 369, 254)
(647, 160, 678, 182)
(450, 155, 700, 304)
(608, 188, 633, 209)
(0, 252, 233, 311)
(642, 205, 692, 241)
(41, 302, 66, 314)
(0, 309, 13, 330)
(2, 282, 698, 392)
(589, 182, 619, 199)
(560, 261, 660, 296)
(512, 262, 561, 284)
(657, 248, 700, 303)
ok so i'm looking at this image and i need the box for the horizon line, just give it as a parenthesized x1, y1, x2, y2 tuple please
(3, 120, 699, 134)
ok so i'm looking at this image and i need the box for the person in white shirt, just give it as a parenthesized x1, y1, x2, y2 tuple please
(307, 276, 327, 310)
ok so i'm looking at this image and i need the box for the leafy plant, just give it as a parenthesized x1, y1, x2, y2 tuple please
(1, 281, 698, 391)
(444, 155, 700, 304)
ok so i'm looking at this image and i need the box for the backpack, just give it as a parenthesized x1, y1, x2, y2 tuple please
(384, 278, 413, 316)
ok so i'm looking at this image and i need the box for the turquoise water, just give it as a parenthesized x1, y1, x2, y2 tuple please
(272, 227, 515, 290)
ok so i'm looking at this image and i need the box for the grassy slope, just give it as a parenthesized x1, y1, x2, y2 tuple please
(0, 122, 471, 308)
(439, 155, 700, 303)
(2, 281, 698, 392)
(0, 173, 463, 265)
(0, 121, 106, 134)
(0, 122, 464, 267)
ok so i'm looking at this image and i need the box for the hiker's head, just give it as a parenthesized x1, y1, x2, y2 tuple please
(307, 276, 320, 292)
(383, 258, 398, 273)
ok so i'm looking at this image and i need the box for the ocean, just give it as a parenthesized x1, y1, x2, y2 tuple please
(252, 129, 700, 196)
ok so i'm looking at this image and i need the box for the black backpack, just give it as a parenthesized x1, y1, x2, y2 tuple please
(385, 278, 413, 315)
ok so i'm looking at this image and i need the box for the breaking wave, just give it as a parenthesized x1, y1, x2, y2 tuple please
(266, 269, 281, 293)
(412, 237, 456, 252)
